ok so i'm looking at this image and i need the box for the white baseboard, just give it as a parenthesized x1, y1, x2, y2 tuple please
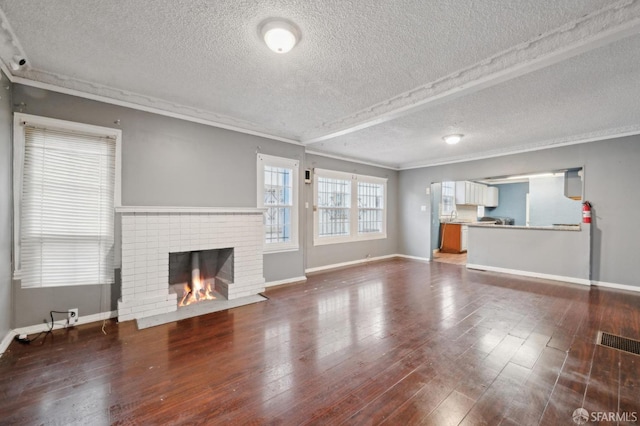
(305, 254, 398, 274)
(466, 263, 591, 286)
(0, 330, 16, 357)
(265, 276, 307, 288)
(11, 310, 117, 338)
(591, 280, 640, 293)
(395, 254, 430, 262)
(1, 310, 118, 357)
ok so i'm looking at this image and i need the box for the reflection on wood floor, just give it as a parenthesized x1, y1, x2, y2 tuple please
(433, 249, 467, 265)
(2, 258, 639, 424)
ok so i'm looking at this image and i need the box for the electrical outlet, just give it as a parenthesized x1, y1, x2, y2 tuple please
(68, 308, 78, 326)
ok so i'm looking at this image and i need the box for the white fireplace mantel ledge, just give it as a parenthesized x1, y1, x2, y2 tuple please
(115, 206, 267, 214)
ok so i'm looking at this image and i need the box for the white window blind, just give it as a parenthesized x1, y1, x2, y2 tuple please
(20, 125, 116, 288)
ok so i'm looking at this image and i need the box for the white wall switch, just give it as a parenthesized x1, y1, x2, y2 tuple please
(421, 205, 427, 212)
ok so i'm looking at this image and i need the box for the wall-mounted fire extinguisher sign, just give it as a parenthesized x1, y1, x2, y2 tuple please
(582, 201, 592, 224)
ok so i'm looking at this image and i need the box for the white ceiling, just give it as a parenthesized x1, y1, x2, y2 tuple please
(1, 0, 639, 169)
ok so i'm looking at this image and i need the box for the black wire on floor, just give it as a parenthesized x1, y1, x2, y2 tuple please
(14, 310, 70, 345)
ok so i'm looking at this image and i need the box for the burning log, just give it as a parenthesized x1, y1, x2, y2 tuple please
(178, 251, 217, 307)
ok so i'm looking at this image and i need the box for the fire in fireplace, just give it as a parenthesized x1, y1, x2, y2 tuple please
(179, 251, 215, 306)
(168, 248, 234, 307)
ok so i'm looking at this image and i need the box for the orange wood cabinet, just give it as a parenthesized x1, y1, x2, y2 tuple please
(440, 223, 465, 254)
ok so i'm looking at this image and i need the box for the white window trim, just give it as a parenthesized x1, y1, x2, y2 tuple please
(12, 113, 122, 280)
(313, 168, 387, 246)
(257, 153, 299, 253)
(440, 181, 456, 220)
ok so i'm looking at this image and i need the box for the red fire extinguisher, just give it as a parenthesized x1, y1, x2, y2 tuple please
(582, 201, 592, 224)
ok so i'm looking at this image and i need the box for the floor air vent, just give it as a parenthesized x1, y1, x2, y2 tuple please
(597, 331, 640, 356)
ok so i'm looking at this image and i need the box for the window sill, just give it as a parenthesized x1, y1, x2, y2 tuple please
(313, 233, 387, 246)
(263, 245, 300, 254)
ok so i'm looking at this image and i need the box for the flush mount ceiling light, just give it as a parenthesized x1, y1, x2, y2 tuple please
(443, 134, 463, 145)
(260, 19, 300, 54)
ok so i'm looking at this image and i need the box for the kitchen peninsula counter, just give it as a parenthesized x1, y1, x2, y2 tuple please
(467, 223, 581, 231)
(467, 223, 591, 285)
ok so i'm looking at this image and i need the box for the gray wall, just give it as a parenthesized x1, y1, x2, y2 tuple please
(529, 176, 582, 226)
(11, 84, 306, 327)
(486, 182, 529, 226)
(305, 154, 399, 269)
(399, 136, 640, 288)
(0, 73, 12, 336)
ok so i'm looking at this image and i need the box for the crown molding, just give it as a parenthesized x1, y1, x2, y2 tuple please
(398, 125, 640, 170)
(303, 0, 640, 144)
(17, 68, 270, 131)
(305, 149, 399, 170)
(9, 72, 303, 146)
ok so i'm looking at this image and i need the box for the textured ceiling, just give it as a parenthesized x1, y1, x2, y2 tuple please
(0, 0, 639, 168)
(314, 32, 640, 168)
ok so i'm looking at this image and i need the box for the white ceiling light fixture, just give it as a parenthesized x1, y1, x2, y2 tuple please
(260, 19, 300, 54)
(443, 134, 463, 145)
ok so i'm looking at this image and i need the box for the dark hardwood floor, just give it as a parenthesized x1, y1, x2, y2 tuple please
(1, 258, 639, 425)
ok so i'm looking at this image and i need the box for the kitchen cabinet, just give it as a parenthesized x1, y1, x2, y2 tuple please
(484, 186, 499, 207)
(478, 185, 486, 205)
(455, 181, 487, 206)
(455, 181, 470, 204)
(440, 223, 467, 253)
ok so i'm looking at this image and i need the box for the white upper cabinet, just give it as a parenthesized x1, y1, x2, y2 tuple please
(484, 186, 499, 207)
(455, 181, 488, 206)
(455, 181, 468, 204)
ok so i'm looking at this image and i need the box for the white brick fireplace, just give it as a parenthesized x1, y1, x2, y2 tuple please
(116, 207, 266, 322)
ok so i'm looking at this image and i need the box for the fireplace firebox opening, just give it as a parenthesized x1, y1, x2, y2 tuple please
(168, 248, 234, 306)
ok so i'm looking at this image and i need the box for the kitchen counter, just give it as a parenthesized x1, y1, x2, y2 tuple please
(466, 223, 591, 285)
(441, 220, 489, 225)
(467, 223, 581, 231)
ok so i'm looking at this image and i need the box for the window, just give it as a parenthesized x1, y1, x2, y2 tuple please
(317, 176, 351, 237)
(440, 181, 456, 218)
(314, 169, 387, 245)
(358, 181, 384, 234)
(257, 154, 299, 252)
(13, 113, 121, 287)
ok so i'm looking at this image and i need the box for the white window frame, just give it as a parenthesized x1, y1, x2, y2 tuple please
(313, 168, 387, 246)
(257, 153, 299, 253)
(440, 181, 456, 219)
(12, 113, 122, 280)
